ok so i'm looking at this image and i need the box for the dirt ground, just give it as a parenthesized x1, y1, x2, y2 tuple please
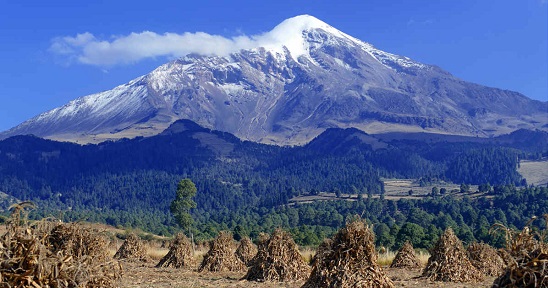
(119, 261, 496, 288)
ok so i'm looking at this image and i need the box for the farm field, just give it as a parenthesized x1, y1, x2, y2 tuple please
(0, 221, 499, 288)
(0, 212, 531, 288)
(383, 179, 474, 198)
(519, 159, 548, 186)
(290, 179, 481, 204)
(119, 262, 496, 287)
(115, 240, 496, 288)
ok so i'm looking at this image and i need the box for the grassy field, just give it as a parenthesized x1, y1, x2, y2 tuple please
(519, 159, 548, 186)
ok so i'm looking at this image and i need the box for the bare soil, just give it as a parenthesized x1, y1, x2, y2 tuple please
(119, 262, 496, 287)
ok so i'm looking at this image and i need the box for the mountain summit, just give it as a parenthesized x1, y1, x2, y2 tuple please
(2, 15, 546, 144)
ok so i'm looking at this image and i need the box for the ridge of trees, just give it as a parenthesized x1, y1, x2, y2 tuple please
(0, 124, 545, 245)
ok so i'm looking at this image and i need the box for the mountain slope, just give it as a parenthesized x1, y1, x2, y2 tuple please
(2, 15, 546, 144)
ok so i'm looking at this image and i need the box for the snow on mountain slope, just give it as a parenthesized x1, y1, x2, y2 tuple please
(251, 15, 426, 70)
(1, 15, 546, 144)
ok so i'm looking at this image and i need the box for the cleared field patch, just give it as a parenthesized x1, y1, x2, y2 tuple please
(519, 159, 548, 186)
(290, 179, 482, 204)
(383, 179, 462, 197)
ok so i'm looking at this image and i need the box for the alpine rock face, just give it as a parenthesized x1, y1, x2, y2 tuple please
(2, 15, 546, 144)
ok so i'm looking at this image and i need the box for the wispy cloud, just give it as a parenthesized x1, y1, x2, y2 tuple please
(49, 15, 340, 67)
(49, 31, 258, 66)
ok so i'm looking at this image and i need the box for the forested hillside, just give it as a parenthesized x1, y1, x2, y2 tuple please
(0, 120, 546, 243)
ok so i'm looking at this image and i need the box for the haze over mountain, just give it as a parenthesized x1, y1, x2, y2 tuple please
(2, 15, 546, 144)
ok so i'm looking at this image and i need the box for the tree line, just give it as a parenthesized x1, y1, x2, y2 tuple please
(0, 124, 545, 241)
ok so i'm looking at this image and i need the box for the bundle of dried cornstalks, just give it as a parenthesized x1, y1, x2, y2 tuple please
(390, 241, 421, 269)
(114, 233, 150, 262)
(0, 202, 122, 287)
(236, 237, 257, 266)
(466, 242, 505, 277)
(302, 220, 394, 288)
(244, 228, 310, 282)
(421, 228, 483, 282)
(49, 222, 110, 262)
(198, 231, 246, 272)
(156, 233, 195, 268)
(491, 215, 548, 287)
(497, 248, 517, 270)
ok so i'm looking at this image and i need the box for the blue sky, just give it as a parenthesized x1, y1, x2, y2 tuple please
(0, 0, 546, 132)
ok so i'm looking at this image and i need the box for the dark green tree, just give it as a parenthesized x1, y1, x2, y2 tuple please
(395, 222, 425, 249)
(170, 179, 197, 233)
(374, 223, 395, 248)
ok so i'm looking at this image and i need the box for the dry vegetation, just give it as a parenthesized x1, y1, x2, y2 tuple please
(466, 242, 505, 277)
(236, 237, 257, 266)
(0, 202, 122, 287)
(491, 215, 548, 287)
(244, 229, 310, 282)
(198, 231, 246, 272)
(303, 220, 394, 288)
(390, 241, 421, 269)
(421, 228, 484, 283)
(114, 233, 150, 262)
(155, 233, 195, 268)
(117, 221, 496, 288)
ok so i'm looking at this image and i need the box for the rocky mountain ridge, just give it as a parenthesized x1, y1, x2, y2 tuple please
(2, 15, 546, 144)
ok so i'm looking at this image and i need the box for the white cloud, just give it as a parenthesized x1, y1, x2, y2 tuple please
(50, 31, 257, 66)
(48, 15, 337, 67)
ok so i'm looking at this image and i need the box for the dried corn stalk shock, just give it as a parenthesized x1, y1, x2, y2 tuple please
(236, 237, 258, 266)
(198, 231, 246, 272)
(244, 228, 310, 282)
(49, 222, 110, 263)
(0, 202, 122, 288)
(421, 228, 484, 283)
(302, 220, 394, 288)
(466, 242, 505, 277)
(491, 215, 548, 287)
(156, 233, 195, 268)
(390, 241, 421, 269)
(113, 233, 150, 262)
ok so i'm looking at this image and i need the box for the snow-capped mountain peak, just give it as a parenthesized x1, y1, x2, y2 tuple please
(258, 15, 351, 60)
(1, 15, 546, 144)
(253, 15, 425, 70)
